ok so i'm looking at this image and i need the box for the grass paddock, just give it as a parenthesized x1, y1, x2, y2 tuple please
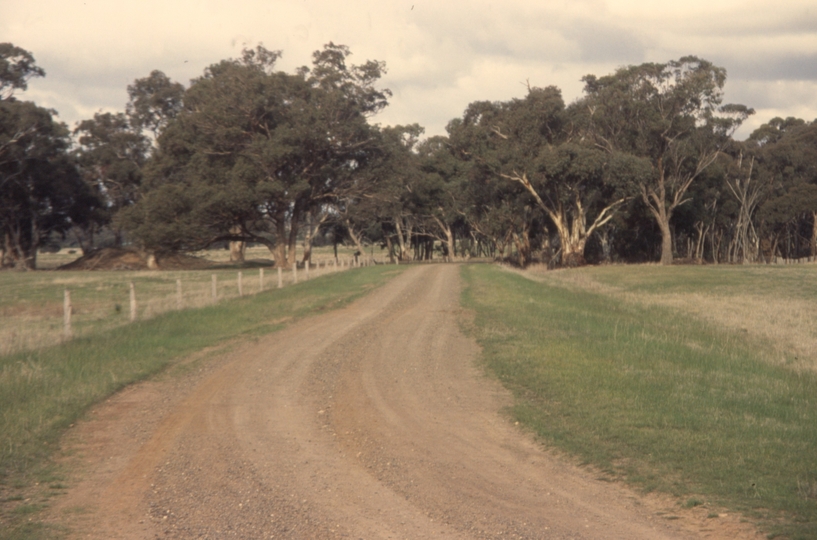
(461, 263, 817, 540)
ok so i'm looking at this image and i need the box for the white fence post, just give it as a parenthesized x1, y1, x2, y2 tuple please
(129, 282, 137, 322)
(305, 261, 310, 280)
(238, 271, 243, 296)
(277, 266, 283, 289)
(211, 274, 217, 302)
(293, 262, 298, 284)
(259, 268, 264, 292)
(63, 289, 72, 338)
(176, 279, 183, 310)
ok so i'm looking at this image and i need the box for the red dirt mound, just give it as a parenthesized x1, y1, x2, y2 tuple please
(57, 248, 214, 271)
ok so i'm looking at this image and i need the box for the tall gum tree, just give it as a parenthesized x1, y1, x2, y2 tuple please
(332, 124, 424, 263)
(0, 43, 100, 269)
(447, 97, 549, 264)
(416, 135, 468, 261)
(449, 86, 644, 266)
(122, 44, 390, 267)
(0, 43, 44, 100)
(126, 70, 185, 141)
(578, 56, 753, 264)
(1, 102, 99, 268)
(74, 111, 149, 249)
(751, 118, 817, 259)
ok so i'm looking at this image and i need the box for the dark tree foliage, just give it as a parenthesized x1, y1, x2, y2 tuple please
(330, 124, 425, 262)
(446, 86, 649, 266)
(120, 44, 390, 266)
(4, 40, 807, 269)
(0, 43, 45, 100)
(577, 56, 753, 264)
(0, 44, 102, 269)
(126, 70, 185, 139)
(73, 111, 150, 249)
(1, 100, 101, 268)
(752, 118, 817, 258)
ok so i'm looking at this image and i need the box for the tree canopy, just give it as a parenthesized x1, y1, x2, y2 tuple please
(119, 43, 390, 267)
(5, 41, 817, 269)
(1, 44, 101, 269)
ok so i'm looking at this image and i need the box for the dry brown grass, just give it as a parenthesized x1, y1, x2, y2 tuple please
(516, 263, 817, 371)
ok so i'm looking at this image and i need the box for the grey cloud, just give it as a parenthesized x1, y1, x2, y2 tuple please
(678, 5, 817, 38)
(7, 0, 817, 141)
(723, 78, 817, 110)
(562, 20, 647, 64)
(723, 53, 817, 82)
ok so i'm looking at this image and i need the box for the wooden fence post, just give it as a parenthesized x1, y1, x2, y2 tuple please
(277, 266, 283, 289)
(293, 262, 298, 284)
(63, 289, 72, 338)
(176, 279, 183, 310)
(259, 268, 264, 292)
(211, 274, 217, 302)
(129, 282, 137, 322)
(238, 271, 243, 296)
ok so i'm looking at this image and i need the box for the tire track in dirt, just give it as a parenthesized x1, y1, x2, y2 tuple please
(48, 264, 760, 539)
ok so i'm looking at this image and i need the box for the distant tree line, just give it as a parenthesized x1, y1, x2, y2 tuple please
(2, 42, 816, 269)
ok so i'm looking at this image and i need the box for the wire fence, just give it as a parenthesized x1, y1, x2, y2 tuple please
(1, 256, 379, 357)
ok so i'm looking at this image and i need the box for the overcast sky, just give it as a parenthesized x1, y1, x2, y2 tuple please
(3, 0, 816, 140)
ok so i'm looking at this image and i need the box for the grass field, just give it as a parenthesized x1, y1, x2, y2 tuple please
(0, 264, 404, 539)
(461, 263, 817, 539)
(1, 246, 379, 357)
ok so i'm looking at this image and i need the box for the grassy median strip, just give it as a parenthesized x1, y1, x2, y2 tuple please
(0, 265, 403, 537)
(461, 264, 817, 540)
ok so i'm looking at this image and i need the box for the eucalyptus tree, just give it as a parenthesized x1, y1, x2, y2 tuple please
(720, 144, 765, 263)
(577, 56, 753, 264)
(0, 44, 101, 268)
(414, 135, 470, 260)
(0, 43, 44, 100)
(121, 44, 390, 267)
(446, 98, 542, 264)
(126, 70, 185, 141)
(751, 118, 817, 259)
(73, 111, 149, 249)
(384, 125, 426, 261)
(449, 86, 643, 266)
(331, 124, 425, 262)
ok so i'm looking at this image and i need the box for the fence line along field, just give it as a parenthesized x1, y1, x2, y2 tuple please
(1, 246, 374, 357)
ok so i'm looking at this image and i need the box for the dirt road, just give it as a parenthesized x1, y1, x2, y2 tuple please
(49, 265, 758, 539)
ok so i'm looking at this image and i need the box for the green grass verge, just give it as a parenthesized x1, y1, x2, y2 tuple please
(0, 265, 403, 539)
(460, 264, 817, 540)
